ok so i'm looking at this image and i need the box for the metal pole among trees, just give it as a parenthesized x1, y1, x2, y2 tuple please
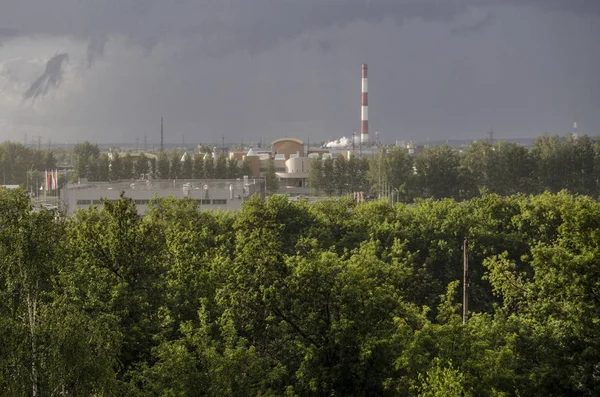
(463, 237, 468, 325)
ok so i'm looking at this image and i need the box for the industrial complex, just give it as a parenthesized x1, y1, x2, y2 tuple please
(58, 64, 380, 215)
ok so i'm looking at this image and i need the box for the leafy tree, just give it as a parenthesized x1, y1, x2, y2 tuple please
(44, 150, 57, 170)
(149, 157, 157, 179)
(73, 141, 100, 181)
(333, 154, 348, 195)
(96, 153, 110, 181)
(64, 193, 165, 391)
(181, 152, 193, 179)
(215, 154, 228, 179)
(193, 153, 205, 179)
(265, 158, 279, 194)
(308, 156, 323, 195)
(321, 157, 335, 196)
(157, 152, 170, 179)
(170, 150, 182, 179)
(109, 152, 122, 181)
(368, 148, 414, 201)
(122, 153, 134, 179)
(227, 157, 240, 179)
(135, 153, 149, 178)
(531, 135, 573, 194)
(0, 188, 117, 395)
(204, 154, 215, 179)
(415, 358, 471, 397)
(414, 145, 461, 199)
(240, 157, 252, 178)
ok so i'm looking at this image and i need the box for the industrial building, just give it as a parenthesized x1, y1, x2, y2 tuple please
(59, 178, 266, 216)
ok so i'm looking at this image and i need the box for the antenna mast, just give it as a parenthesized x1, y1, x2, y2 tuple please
(160, 117, 164, 153)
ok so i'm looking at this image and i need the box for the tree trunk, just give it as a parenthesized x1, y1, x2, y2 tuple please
(27, 292, 38, 397)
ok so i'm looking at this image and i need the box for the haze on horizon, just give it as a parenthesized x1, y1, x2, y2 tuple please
(0, 0, 599, 145)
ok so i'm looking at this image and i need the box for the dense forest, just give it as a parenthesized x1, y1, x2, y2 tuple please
(1, 187, 599, 396)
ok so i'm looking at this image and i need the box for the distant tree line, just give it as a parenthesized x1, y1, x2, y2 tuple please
(310, 134, 600, 200)
(0, 141, 60, 186)
(2, 188, 600, 395)
(71, 142, 254, 182)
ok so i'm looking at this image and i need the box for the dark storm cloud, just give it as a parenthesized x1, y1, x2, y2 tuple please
(0, 1, 498, 55)
(1, 0, 599, 143)
(0, 0, 597, 56)
(23, 53, 69, 101)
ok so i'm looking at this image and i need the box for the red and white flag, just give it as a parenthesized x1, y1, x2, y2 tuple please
(52, 169, 58, 190)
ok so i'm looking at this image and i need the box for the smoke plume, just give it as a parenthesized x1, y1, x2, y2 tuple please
(23, 52, 69, 101)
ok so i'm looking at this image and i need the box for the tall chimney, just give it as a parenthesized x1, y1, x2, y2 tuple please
(361, 64, 369, 143)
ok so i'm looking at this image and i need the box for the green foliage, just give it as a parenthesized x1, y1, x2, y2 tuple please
(181, 152, 193, 179)
(193, 153, 205, 178)
(170, 150, 182, 179)
(1, 187, 600, 395)
(265, 158, 279, 194)
(415, 358, 471, 397)
(135, 152, 150, 178)
(0, 141, 61, 185)
(73, 141, 101, 181)
(322, 157, 335, 196)
(227, 157, 240, 179)
(240, 157, 252, 178)
(308, 156, 323, 194)
(157, 151, 170, 179)
(204, 153, 215, 179)
(215, 154, 228, 179)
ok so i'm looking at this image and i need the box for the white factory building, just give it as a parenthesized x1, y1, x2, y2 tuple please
(59, 178, 266, 216)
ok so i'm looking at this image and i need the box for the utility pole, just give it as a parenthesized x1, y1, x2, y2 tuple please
(463, 238, 468, 325)
(488, 128, 495, 145)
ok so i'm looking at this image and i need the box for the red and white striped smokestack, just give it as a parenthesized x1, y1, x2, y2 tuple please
(361, 63, 369, 143)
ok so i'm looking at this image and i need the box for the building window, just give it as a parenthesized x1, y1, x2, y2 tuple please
(135, 199, 149, 205)
(212, 199, 227, 205)
(76, 199, 91, 205)
(200, 199, 211, 205)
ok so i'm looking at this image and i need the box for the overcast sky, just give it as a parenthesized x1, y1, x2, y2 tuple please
(1, 0, 599, 145)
